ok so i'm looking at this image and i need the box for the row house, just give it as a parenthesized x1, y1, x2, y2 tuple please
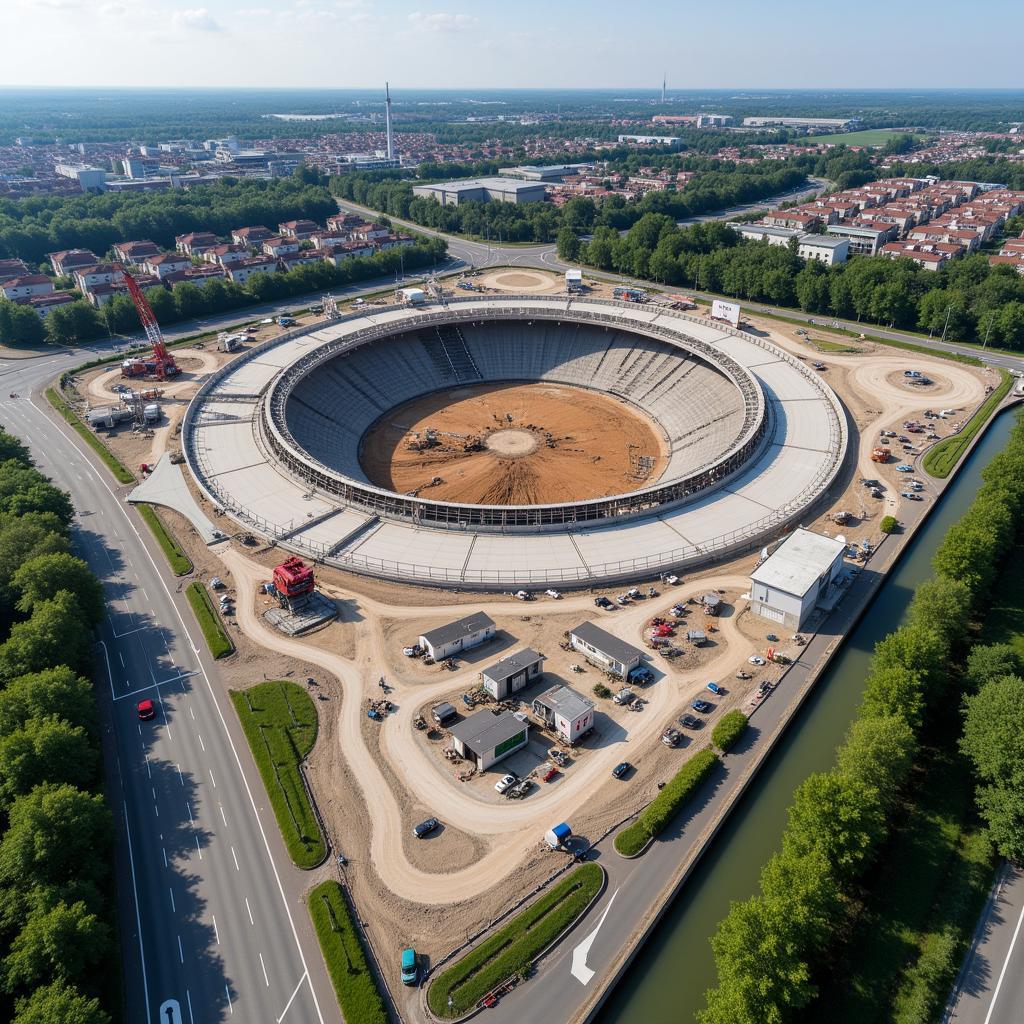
(262, 236, 300, 258)
(165, 265, 226, 288)
(1, 274, 53, 301)
(112, 239, 161, 265)
(29, 292, 77, 318)
(998, 237, 1024, 257)
(230, 225, 273, 247)
(763, 210, 822, 232)
(48, 248, 98, 276)
(277, 251, 323, 273)
(348, 222, 391, 242)
(850, 217, 902, 244)
(175, 231, 218, 256)
(73, 263, 123, 293)
(321, 242, 376, 265)
(0, 258, 30, 283)
(277, 219, 319, 239)
(84, 272, 160, 307)
(326, 212, 362, 233)
(142, 252, 191, 279)
(988, 254, 1024, 274)
(376, 234, 415, 251)
(310, 230, 349, 250)
(881, 240, 965, 271)
(907, 225, 981, 252)
(931, 212, 1002, 242)
(226, 257, 277, 285)
(201, 243, 249, 268)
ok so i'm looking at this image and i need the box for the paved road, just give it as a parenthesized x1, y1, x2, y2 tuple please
(946, 862, 1024, 1024)
(1, 352, 333, 1024)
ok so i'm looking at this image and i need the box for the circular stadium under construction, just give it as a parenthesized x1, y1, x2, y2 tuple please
(183, 295, 848, 589)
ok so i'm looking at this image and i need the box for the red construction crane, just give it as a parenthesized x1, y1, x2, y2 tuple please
(118, 265, 180, 380)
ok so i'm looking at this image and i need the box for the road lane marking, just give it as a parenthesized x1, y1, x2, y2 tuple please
(123, 802, 153, 1024)
(983, 886, 1024, 1024)
(118, 650, 125, 667)
(212, 914, 220, 944)
(177, 765, 184, 787)
(277, 971, 309, 1023)
(177, 935, 184, 963)
(186, 801, 194, 825)
(186, 989, 194, 1024)
(225, 984, 233, 1014)
(245, 897, 254, 925)
(197, 733, 205, 752)
(259, 952, 270, 987)
(209, 769, 217, 788)
(145, 755, 151, 778)
(162, 847, 168, 868)
(231, 846, 240, 871)
(220, 804, 228, 827)
(169, 887, 176, 913)
(194, 835, 202, 860)
(189, 705, 195, 720)
(571, 888, 619, 985)
(158, 1000, 181, 1024)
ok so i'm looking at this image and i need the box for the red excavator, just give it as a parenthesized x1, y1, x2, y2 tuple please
(118, 266, 180, 380)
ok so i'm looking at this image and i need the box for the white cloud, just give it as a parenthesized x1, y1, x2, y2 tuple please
(407, 11, 476, 33)
(171, 7, 223, 31)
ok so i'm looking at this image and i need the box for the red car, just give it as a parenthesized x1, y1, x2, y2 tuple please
(136, 699, 156, 721)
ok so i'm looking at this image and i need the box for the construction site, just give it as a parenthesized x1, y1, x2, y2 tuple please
(67, 267, 1004, 1009)
(358, 381, 669, 505)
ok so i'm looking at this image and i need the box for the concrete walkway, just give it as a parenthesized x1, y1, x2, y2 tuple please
(128, 454, 224, 544)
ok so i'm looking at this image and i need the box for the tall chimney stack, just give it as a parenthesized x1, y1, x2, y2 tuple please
(385, 82, 394, 161)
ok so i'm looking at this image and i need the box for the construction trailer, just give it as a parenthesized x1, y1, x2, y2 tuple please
(565, 269, 583, 292)
(418, 612, 496, 661)
(448, 710, 529, 771)
(531, 685, 595, 744)
(568, 621, 645, 679)
(480, 648, 545, 700)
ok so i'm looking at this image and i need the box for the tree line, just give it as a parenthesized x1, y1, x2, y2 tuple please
(0, 428, 116, 1024)
(700, 412, 1024, 1024)
(570, 215, 1024, 350)
(329, 162, 808, 244)
(0, 175, 340, 267)
(0, 236, 447, 347)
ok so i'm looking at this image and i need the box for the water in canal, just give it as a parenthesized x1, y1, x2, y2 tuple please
(600, 409, 1018, 1024)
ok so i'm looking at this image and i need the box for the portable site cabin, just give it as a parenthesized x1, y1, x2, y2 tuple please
(532, 685, 595, 744)
(569, 621, 645, 679)
(565, 269, 583, 292)
(419, 612, 496, 661)
(480, 648, 545, 700)
(686, 629, 708, 646)
(544, 822, 572, 849)
(431, 702, 458, 726)
(449, 710, 529, 771)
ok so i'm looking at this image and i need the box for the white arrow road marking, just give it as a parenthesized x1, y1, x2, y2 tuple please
(571, 888, 619, 985)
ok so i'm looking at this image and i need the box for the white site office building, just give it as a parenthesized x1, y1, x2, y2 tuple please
(749, 529, 846, 630)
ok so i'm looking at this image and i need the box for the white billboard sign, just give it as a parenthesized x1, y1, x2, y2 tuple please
(711, 299, 741, 328)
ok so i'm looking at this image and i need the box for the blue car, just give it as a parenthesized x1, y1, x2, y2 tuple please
(706, 682, 722, 695)
(896, 464, 914, 472)
(692, 699, 713, 714)
(401, 948, 418, 986)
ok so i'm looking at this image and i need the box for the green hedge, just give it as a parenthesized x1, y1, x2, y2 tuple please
(615, 749, 719, 857)
(231, 681, 324, 868)
(712, 711, 749, 752)
(923, 370, 1012, 478)
(185, 581, 233, 659)
(427, 863, 603, 1017)
(135, 503, 192, 575)
(45, 387, 135, 484)
(308, 881, 388, 1024)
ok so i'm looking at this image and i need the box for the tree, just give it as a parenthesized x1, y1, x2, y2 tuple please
(12, 553, 104, 626)
(0, 462, 73, 526)
(962, 644, 1023, 693)
(0, 784, 113, 892)
(907, 577, 972, 650)
(836, 715, 916, 805)
(872, 623, 946, 689)
(0, 591, 93, 679)
(12, 981, 110, 1024)
(556, 227, 580, 262)
(0, 431, 31, 466)
(859, 665, 925, 727)
(0, 667, 97, 738)
(0, 512, 69, 613)
(4, 900, 109, 991)
(879, 515, 898, 534)
(0, 717, 98, 805)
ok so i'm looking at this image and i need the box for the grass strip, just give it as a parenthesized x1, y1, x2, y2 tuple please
(185, 581, 234, 660)
(230, 681, 324, 868)
(427, 863, 603, 1017)
(308, 880, 389, 1024)
(712, 710, 749, 752)
(45, 386, 135, 484)
(614, 749, 719, 857)
(922, 370, 1012, 478)
(135, 503, 192, 575)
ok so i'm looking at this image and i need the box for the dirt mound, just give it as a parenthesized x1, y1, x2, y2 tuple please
(359, 382, 669, 505)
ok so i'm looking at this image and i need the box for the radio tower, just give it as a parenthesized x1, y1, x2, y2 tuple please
(661, 74, 667, 104)
(385, 82, 394, 161)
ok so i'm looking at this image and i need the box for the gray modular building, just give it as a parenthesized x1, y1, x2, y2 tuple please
(480, 648, 545, 700)
(532, 685, 595, 744)
(568, 621, 645, 679)
(418, 611, 496, 661)
(411, 177, 548, 206)
(449, 710, 529, 771)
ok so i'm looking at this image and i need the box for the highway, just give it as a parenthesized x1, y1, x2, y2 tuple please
(1, 349, 332, 1024)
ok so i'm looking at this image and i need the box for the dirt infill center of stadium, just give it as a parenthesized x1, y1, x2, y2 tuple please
(358, 381, 670, 505)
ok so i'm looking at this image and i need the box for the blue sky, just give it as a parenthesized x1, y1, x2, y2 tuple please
(5, 0, 1022, 88)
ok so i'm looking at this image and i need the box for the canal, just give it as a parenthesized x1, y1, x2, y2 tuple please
(599, 408, 1017, 1024)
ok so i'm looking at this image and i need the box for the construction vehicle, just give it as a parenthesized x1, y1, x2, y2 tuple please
(118, 267, 180, 381)
(271, 556, 315, 609)
(871, 446, 890, 463)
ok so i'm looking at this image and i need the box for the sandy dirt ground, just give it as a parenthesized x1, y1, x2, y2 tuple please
(87, 279, 999, 977)
(477, 269, 565, 294)
(359, 381, 669, 504)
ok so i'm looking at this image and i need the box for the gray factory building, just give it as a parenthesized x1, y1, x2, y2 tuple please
(411, 177, 548, 206)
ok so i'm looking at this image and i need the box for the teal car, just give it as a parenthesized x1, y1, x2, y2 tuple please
(401, 947, 418, 986)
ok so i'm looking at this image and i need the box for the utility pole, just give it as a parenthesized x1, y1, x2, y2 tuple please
(983, 318, 993, 348)
(940, 304, 952, 344)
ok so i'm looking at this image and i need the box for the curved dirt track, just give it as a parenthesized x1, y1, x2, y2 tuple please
(86, 350, 220, 404)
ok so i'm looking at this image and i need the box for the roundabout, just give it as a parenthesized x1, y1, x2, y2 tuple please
(183, 295, 847, 588)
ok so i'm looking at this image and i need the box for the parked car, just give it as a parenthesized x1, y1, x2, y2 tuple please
(901, 492, 922, 501)
(678, 713, 700, 729)
(896, 464, 914, 472)
(545, 589, 561, 599)
(401, 948, 418, 986)
(413, 817, 439, 839)
(662, 727, 681, 747)
(136, 699, 156, 721)
(748, 655, 766, 666)
(706, 681, 723, 695)
(594, 595, 613, 608)
(611, 761, 632, 779)
(494, 774, 518, 794)
(402, 645, 421, 657)
(613, 688, 635, 706)
(691, 699, 713, 714)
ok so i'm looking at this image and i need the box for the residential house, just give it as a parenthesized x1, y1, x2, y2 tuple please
(230, 225, 273, 247)
(48, 249, 98, 276)
(262, 236, 300, 258)
(142, 252, 191, 279)
(202, 244, 249, 267)
(112, 240, 161, 265)
(175, 231, 218, 256)
(277, 219, 319, 239)
(226, 257, 278, 285)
